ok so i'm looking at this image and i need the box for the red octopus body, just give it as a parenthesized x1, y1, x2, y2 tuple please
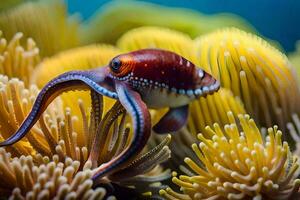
(109, 49, 219, 108)
(131, 49, 200, 90)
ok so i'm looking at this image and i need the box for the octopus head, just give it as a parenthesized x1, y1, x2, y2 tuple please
(109, 54, 134, 80)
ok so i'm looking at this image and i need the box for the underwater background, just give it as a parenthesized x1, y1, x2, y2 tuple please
(1, 0, 300, 199)
(67, 0, 300, 52)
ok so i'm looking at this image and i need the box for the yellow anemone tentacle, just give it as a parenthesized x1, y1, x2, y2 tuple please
(195, 28, 300, 133)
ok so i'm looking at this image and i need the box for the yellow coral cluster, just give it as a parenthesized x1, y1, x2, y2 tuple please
(117, 26, 300, 136)
(0, 30, 174, 196)
(0, 74, 173, 197)
(0, 32, 40, 86)
(160, 112, 300, 200)
(0, 0, 79, 56)
(117, 26, 195, 59)
(195, 28, 300, 131)
(0, 148, 112, 200)
(187, 88, 245, 136)
(0, 75, 62, 156)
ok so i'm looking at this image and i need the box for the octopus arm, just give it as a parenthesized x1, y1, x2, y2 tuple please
(0, 67, 117, 147)
(153, 104, 189, 134)
(92, 81, 151, 181)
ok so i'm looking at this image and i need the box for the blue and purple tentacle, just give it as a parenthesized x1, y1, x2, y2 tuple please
(0, 67, 117, 147)
(92, 81, 151, 181)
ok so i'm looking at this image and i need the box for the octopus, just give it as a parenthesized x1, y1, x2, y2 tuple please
(0, 49, 220, 181)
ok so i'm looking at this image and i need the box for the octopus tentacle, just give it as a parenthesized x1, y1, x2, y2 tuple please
(153, 104, 189, 134)
(92, 81, 151, 182)
(0, 67, 117, 147)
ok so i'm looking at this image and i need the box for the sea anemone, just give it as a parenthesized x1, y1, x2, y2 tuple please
(187, 88, 245, 136)
(117, 26, 247, 171)
(194, 28, 300, 133)
(0, 74, 172, 198)
(149, 88, 245, 173)
(0, 0, 80, 56)
(0, 75, 62, 156)
(117, 26, 195, 60)
(117, 26, 299, 133)
(160, 112, 300, 200)
(0, 148, 112, 199)
(0, 31, 40, 86)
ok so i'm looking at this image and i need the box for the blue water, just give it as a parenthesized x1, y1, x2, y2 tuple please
(66, 0, 300, 52)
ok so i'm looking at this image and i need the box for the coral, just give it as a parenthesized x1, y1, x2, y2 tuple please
(160, 112, 300, 200)
(116, 25, 298, 132)
(0, 149, 115, 199)
(187, 88, 245, 136)
(0, 31, 40, 86)
(0, 0, 80, 56)
(0, 75, 63, 157)
(0, 149, 112, 200)
(0, 75, 172, 198)
(117, 26, 194, 60)
(149, 88, 245, 173)
(117, 27, 247, 175)
(116, 26, 299, 134)
(195, 28, 300, 133)
(0, 137, 171, 198)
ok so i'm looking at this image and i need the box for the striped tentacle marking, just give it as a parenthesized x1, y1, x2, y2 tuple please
(92, 81, 151, 181)
(0, 67, 117, 147)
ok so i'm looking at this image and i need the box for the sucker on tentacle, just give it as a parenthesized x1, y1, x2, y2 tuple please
(0, 48, 219, 182)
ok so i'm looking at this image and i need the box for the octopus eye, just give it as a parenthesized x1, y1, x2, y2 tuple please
(110, 58, 122, 73)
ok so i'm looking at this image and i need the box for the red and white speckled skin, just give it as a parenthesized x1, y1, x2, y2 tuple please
(109, 49, 219, 108)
